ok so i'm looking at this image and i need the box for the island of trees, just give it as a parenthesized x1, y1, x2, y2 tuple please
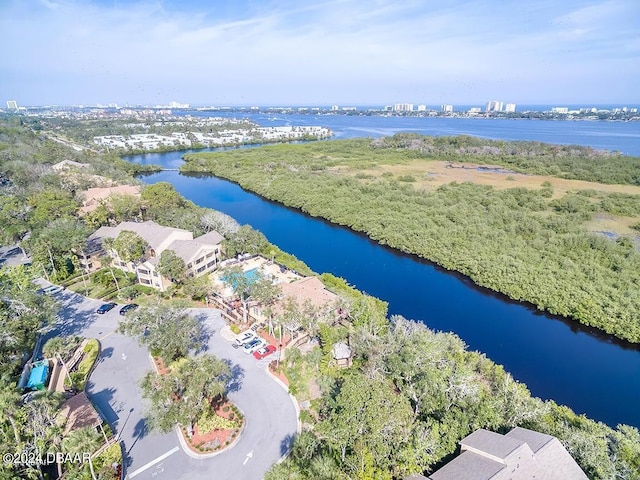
(182, 135, 640, 344)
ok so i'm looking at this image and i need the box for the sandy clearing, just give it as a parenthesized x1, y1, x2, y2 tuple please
(343, 160, 640, 199)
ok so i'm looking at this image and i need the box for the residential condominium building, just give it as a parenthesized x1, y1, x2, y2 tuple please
(408, 427, 587, 480)
(485, 101, 504, 112)
(393, 103, 414, 112)
(82, 220, 223, 291)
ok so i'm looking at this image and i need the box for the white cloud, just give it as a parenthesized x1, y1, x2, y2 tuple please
(0, 0, 638, 104)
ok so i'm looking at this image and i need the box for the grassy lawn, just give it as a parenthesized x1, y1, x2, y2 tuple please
(68, 339, 100, 390)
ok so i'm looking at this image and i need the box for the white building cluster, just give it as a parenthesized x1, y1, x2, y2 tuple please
(93, 124, 332, 151)
(93, 133, 192, 150)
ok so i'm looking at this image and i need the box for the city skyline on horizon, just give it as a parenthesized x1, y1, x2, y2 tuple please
(6, 100, 640, 110)
(1, 0, 638, 106)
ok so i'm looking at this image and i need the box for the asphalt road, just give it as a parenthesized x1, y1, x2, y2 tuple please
(0, 244, 30, 268)
(42, 289, 298, 480)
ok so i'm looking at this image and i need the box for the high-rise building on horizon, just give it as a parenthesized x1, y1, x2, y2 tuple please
(393, 103, 414, 112)
(486, 101, 504, 112)
(6, 100, 18, 110)
(504, 103, 516, 113)
(441, 104, 453, 113)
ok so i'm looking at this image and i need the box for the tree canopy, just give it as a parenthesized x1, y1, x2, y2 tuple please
(110, 230, 148, 264)
(118, 305, 205, 361)
(156, 249, 187, 283)
(140, 355, 231, 433)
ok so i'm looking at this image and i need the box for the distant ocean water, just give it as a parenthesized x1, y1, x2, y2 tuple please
(179, 110, 640, 156)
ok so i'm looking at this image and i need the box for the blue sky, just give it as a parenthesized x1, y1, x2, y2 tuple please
(1, 0, 638, 106)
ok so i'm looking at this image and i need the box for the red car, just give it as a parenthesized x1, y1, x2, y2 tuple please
(253, 344, 276, 360)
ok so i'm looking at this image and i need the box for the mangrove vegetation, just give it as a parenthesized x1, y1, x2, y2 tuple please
(183, 136, 640, 343)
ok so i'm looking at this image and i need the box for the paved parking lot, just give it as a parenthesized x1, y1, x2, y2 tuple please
(42, 289, 298, 480)
(0, 244, 30, 268)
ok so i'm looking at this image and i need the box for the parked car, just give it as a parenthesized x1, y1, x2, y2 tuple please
(253, 344, 276, 360)
(119, 303, 139, 316)
(234, 330, 256, 345)
(42, 285, 64, 295)
(242, 337, 265, 354)
(96, 302, 117, 314)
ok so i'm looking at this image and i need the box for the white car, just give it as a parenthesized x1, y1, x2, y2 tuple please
(234, 330, 256, 346)
(42, 285, 64, 295)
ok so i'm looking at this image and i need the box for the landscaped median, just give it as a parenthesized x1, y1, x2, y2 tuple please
(145, 352, 246, 457)
(179, 397, 245, 456)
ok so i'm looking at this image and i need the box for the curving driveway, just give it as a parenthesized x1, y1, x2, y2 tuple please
(44, 290, 298, 480)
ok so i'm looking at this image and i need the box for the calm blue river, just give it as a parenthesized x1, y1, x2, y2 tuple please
(127, 115, 640, 428)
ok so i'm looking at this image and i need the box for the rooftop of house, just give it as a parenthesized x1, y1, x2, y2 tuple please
(505, 427, 554, 453)
(58, 392, 102, 435)
(164, 237, 220, 265)
(195, 230, 224, 245)
(460, 429, 525, 461)
(79, 185, 141, 214)
(425, 427, 588, 480)
(279, 276, 339, 311)
(89, 220, 193, 252)
(332, 342, 352, 360)
(428, 451, 505, 480)
(51, 160, 90, 171)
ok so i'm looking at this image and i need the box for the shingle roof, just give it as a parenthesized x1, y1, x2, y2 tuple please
(51, 160, 89, 171)
(429, 451, 506, 480)
(58, 392, 102, 434)
(461, 429, 523, 460)
(506, 427, 553, 453)
(279, 276, 339, 310)
(332, 342, 352, 360)
(194, 230, 224, 245)
(428, 427, 588, 480)
(88, 220, 192, 251)
(79, 185, 141, 214)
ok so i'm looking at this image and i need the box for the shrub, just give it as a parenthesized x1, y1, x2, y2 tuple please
(197, 407, 238, 432)
(397, 174, 416, 182)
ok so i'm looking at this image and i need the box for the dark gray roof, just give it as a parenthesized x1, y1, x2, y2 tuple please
(506, 427, 553, 453)
(428, 427, 588, 480)
(429, 451, 505, 480)
(461, 429, 523, 460)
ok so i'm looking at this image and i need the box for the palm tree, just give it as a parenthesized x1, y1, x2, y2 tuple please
(0, 376, 22, 444)
(62, 427, 102, 480)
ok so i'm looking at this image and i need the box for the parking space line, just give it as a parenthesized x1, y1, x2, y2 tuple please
(127, 447, 179, 478)
(100, 331, 116, 341)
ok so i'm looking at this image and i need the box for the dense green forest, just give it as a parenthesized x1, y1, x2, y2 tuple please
(183, 136, 640, 343)
(265, 311, 640, 480)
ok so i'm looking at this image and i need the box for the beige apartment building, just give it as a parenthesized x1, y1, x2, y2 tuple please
(82, 220, 223, 291)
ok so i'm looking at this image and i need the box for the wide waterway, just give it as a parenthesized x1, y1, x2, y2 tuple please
(126, 115, 640, 428)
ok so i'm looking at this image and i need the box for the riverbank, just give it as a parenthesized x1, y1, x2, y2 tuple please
(181, 137, 640, 344)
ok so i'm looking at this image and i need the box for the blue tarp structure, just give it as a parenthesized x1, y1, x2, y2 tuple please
(27, 360, 48, 390)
